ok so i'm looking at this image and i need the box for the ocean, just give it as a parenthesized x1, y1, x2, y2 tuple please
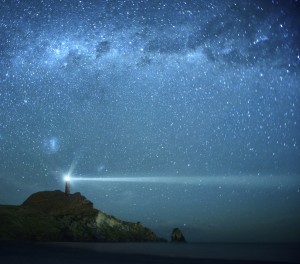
(1, 241, 298, 264)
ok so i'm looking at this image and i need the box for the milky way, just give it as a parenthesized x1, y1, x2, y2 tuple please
(0, 0, 300, 242)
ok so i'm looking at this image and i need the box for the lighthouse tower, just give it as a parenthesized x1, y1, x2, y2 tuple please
(64, 175, 71, 195)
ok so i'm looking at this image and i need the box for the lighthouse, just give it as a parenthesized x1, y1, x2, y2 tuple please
(64, 175, 71, 195)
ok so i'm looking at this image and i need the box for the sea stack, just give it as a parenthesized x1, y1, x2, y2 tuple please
(171, 228, 186, 242)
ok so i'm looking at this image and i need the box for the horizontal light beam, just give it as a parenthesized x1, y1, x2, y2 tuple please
(66, 175, 299, 188)
(70, 177, 187, 183)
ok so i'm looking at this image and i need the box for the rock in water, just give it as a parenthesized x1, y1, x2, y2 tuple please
(0, 190, 164, 242)
(171, 228, 186, 242)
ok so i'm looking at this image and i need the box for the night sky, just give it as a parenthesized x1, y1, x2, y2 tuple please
(0, 0, 300, 242)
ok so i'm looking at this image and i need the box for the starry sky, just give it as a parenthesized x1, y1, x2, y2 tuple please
(0, 0, 300, 242)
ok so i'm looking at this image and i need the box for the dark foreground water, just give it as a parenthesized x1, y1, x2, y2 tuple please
(0, 241, 299, 264)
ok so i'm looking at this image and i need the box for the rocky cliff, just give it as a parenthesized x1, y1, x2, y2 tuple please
(0, 190, 163, 242)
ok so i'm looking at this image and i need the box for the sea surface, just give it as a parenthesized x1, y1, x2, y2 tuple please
(1, 241, 299, 264)
(36, 242, 300, 263)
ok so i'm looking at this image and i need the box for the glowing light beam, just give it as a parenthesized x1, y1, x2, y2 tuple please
(65, 175, 300, 188)
(64, 174, 71, 182)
